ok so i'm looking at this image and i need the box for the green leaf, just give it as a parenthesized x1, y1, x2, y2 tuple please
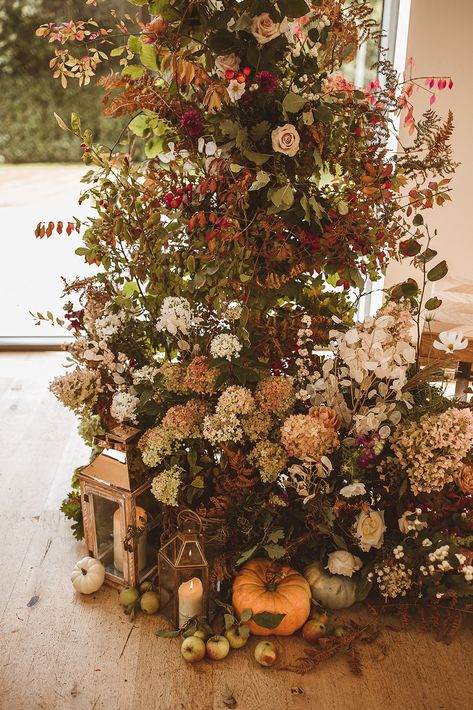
(251, 120, 271, 141)
(249, 171, 270, 191)
(251, 611, 286, 630)
(236, 545, 258, 566)
(425, 296, 442, 311)
(122, 65, 145, 79)
(110, 46, 126, 57)
(313, 105, 333, 124)
(427, 260, 448, 282)
(127, 35, 142, 54)
(122, 281, 139, 297)
(399, 238, 422, 257)
(277, 0, 310, 18)
(282, 92, 307, 113)
(156, 629, 181, 638)
(412, 213, 424, 226)
(263, 543, 286, 559)
(268, 183, 294, 210)
(224, 613, 235, 630)
(240, 608, 252, 623)
(190, 475, 205, 489)
(145, 136, 164, 158)
(140, 44, 158, 71)
(128, 115, 149, 137)
(230, 163, 244, 173)
(242, 149, 271, 166)
(70, 112, 81, 137)
(355, 578, 373, 602)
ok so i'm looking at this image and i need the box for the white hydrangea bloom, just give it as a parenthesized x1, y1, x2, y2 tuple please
(151, 466, 183, 506)
(132, 365, 160, 385)
(95, 310, 126, 341)
(210, 333, 242, 361)
(110, 391, 139, 424)
(157, 297, 193, 336)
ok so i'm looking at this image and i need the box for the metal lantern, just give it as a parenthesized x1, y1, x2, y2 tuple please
(158, 510, 209, 628)
(76, 425, 161, 589)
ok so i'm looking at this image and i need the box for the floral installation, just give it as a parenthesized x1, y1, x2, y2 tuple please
(36, 0, 471, 640)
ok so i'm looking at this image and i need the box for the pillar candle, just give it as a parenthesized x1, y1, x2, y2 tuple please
(113, 506, 148, 573)
(178, 577, 203, 628)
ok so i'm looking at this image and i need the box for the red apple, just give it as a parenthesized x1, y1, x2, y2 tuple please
(206, 635, 230, 660)
(302, 620, 326, 644)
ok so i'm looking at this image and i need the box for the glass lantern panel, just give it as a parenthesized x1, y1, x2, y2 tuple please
(135, 489, 162, 583)
(91, 494, 124, 581)
(160, 537, 178, 565)
(176, 540, 205, 567)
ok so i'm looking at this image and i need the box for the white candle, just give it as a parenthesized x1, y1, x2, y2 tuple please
(113, 506, 148, 573)
(178, 577, 203, 628)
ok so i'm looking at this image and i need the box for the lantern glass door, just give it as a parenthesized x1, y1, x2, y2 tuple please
(134, 489, 161, 583)
(91, 493, 124, 581)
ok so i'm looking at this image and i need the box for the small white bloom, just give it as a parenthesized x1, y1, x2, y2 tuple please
(157, 297, 193, 336)
(110, 391, 139, 424)
(339, 481, 366, 498)
(210, 333, 242, 361)
(227, 79, 246, 102)
(433, 329, 468, 353)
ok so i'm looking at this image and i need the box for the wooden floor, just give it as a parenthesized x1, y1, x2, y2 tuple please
(0, 353, 472, 710)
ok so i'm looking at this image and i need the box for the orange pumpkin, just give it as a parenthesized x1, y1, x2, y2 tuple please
(232, 558, 311, 636)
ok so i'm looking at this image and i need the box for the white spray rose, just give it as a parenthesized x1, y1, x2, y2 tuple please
(326, 551, 363, 577)
(214, 53, 241, 77)
(355, 508, 386, 552)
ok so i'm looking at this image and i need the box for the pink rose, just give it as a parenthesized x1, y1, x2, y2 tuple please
(271, 124, 300, 157)
(251, 13, 289, 45)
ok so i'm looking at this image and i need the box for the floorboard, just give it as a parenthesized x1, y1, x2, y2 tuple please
(0, 353, 471, 710)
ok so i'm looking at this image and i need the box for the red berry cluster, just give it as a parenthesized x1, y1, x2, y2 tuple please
(164, 184, 193, 209)
(225, 66, 251, 83)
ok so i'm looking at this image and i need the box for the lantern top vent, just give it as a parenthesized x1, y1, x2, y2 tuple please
(159, 510, 207, 568)
(79, 426, 142, 491)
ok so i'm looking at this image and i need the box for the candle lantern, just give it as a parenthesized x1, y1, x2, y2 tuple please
(76, 425, 161, 589)
(158, 510, 209, 628)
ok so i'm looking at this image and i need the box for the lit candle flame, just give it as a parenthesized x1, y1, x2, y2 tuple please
(190, 579, 194, 590)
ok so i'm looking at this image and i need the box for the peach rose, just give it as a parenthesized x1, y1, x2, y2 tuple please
(457, 463, 473, 494)
(271, 123, 300, 157)
(251, 13, 289, 45)
(214, 53, 241, 78)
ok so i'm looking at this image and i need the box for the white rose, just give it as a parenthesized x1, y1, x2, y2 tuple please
(326, 551, 363, 577)
(214, 53, 241, 78)
(251, 13, 289, 45)
(271, 123, 300, 157)
(398, 510, 414, 534)
(339, 482, 366, 498)
(355, 508, 386, 552)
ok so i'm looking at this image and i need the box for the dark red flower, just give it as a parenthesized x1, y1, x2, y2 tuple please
(180, 109, 204, 137)
(256, 70, 278, 93)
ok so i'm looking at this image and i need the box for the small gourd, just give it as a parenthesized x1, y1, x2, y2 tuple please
(304, 562, 356, 610)
(71, 556, 105, 594)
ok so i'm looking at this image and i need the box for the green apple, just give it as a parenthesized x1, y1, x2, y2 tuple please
(140, 591, 160, 614)
(181, 636, 206, 663)
(206, 635, 230, 660)
(225, 625, 249, 649)
(254, 640, 277, 667)
(139, 580, 154, 594)
(302, 619, 326, 644)
(119, 587, 139, 606)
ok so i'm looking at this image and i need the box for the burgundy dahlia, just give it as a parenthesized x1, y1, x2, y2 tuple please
(180, 109, 204, 137)
(256, 70, 278, 93)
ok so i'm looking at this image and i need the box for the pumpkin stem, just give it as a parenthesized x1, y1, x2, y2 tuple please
(265, 581, 277, 592)
(80, 567, 88, 575)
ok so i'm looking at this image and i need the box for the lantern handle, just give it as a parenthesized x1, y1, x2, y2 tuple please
(177, 509, 203, 533)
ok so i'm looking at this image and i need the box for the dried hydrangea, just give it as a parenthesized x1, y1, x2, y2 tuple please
(158, 361, 189, 393)
(184, 356, 217, 395)
(391, 408, 473, 494)
(281, 413, 339, 460)
(151, 465, 183, 506)
(203, 411, 243, 446)
(50, 368, 101, 413)
(157, 296, 193, 336)
(216, 385, 255, 416)
(248, 441, 288, 483)
(209, 333, 242, 361)
(110, 391, 139, 424)
(139, 426, 175, 467)
(160, 399, 208, 440)
(242, 410, 273, 442)
(224, 302, 243, 321)
(255, 376, 295, 417)
(77, 413, 104, 447)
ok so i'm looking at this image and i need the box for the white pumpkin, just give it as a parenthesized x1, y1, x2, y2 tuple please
(304, 562, 357, 610)
(71, 556, 105, 594)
